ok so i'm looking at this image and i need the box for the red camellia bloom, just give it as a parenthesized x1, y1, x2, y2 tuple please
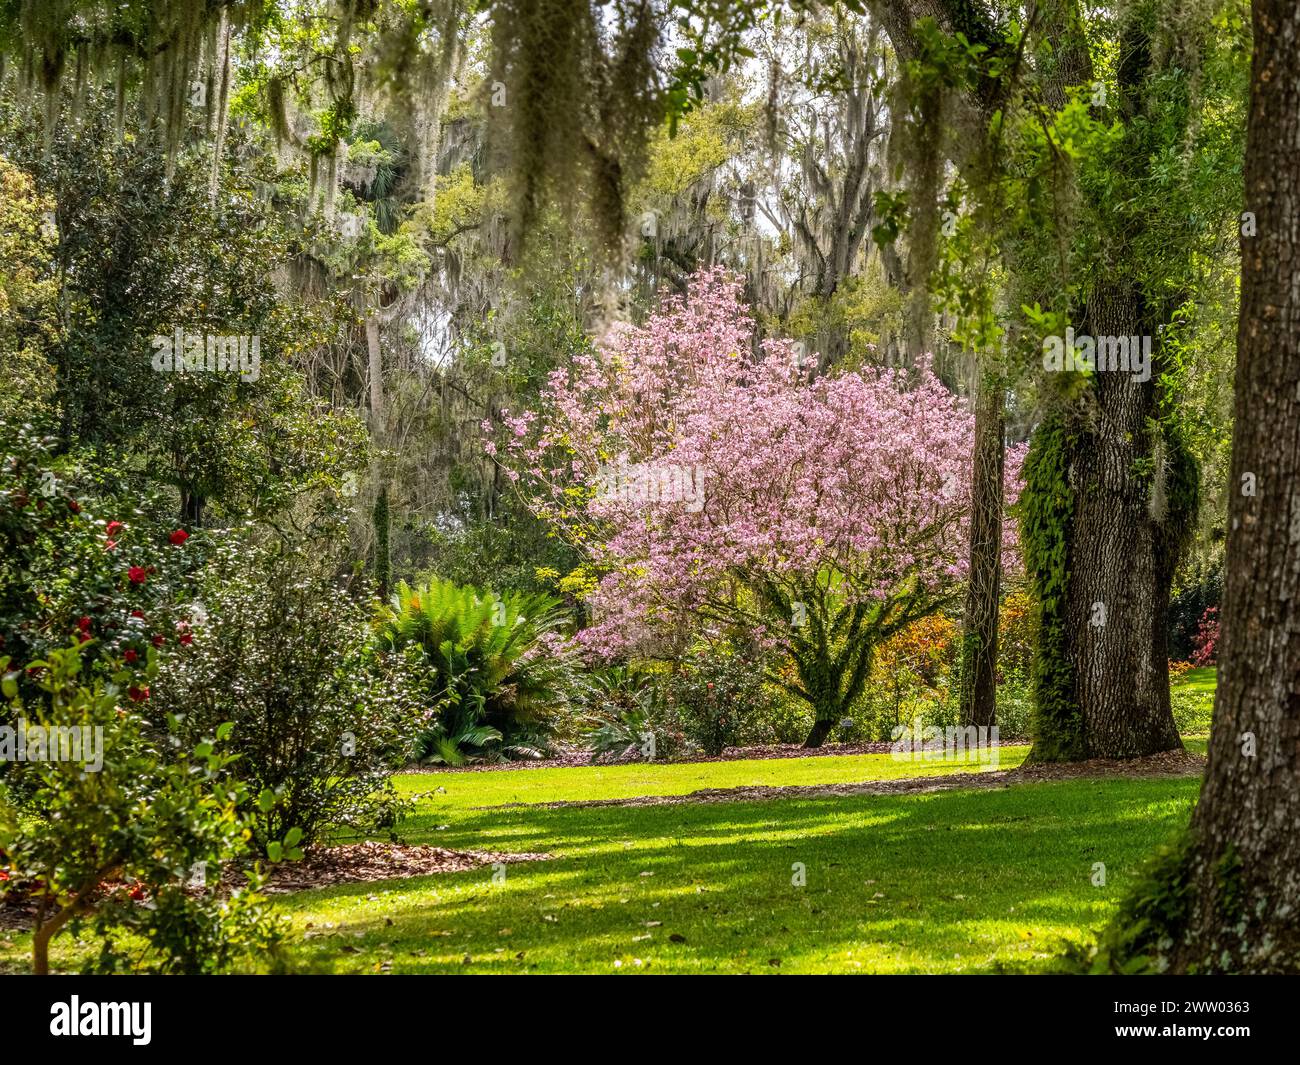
(128, 566, 148, 584)
(169, 529, 189, 546)
(130, 609, 144, 619)
(128, 685, 149, 702)
(123, 649, 138, 663)
(151, 634, 165, 647)
(179, 632, 193, 646)
(67, 499, 81, 513)
(106, 521, 124, 536)
(77, 616, 92, 632)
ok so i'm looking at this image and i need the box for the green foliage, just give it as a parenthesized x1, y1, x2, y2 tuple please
(0, 99, 369, 524)
(584, 665, 689, 763)
(151, 536, 418, 854)
(664, 647, 774, 756)
(0, 157, 58, 423)
(1085, 831, 1197, 974)
(382, 578, 577, 762)
(373, 484, 391, 598)
(1017, 415, 1084, 762)
(0, 644, 284, 974)
(0, 421, 204, 701)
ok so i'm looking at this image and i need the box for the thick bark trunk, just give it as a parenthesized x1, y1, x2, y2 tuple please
(1168, 0, 1300, 971)
(1062, 281, 1182, 758)
(870, 0, 1186, 761)
(959, 370, 1004, 728)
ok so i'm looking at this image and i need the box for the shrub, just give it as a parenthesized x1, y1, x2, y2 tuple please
(997, 590, 1036, 679)
(1168, 563, 1222, 661)
(152, 538, 418, 853)
(0, 422, 203, 697)
(0, 644, 284, 974)
(1190, 606, 1220, 666)
(583, 666, 687, 762)
(663, 648, 771, 756)
(382, 578, 577, 763)
(857, 616, 959, 740)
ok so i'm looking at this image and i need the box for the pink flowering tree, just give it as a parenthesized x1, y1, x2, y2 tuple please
(491, 269, 1024, 746)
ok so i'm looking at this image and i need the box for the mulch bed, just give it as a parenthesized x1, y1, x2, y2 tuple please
(242, 841, 552, 895)
(479, 748, 1207, 811)
(405, 737, 1032, 774)
(0, 842, 554, 931)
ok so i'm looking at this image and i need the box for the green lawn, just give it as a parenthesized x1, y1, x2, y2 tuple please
(395, 743, 1032, 807)
(1171, 667, 1217, 735)
(1174, 666, 1217, 694)
(2, 742, 1209, 974)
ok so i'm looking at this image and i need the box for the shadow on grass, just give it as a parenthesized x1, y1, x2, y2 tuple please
(277, 775, 1201, 974)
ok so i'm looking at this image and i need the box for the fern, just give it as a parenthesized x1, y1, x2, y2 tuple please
(382, 578, 577, 762)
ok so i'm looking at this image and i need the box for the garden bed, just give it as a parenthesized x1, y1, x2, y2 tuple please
(406, 736, 1033, 773)
(476, 747, 1206, 810)
(0, 842, 555, 932)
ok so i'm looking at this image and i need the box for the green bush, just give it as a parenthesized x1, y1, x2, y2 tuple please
(0, 644, 284, 974)
(663, 648, 773, 756)
(583, 665, 688, 762)
(382, 578, 578, 764)
(152, 538, 419, 853)
(0, 422, 204, 698)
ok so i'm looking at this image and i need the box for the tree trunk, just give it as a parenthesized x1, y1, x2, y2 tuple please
(1061, 281, 1183, 758)
(1166, 0, 1300, 971)
(959, 369, 1004, 728)
(366, 313, 383, 430)
(180, 488, 206, 528)
(372, 484, 391, 601)
(803, 718, 835, 749)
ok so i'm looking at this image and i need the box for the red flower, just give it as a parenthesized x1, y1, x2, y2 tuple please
(130, 609, 144, 619)
(123, 649, 138, 664)
(151, 634, 165, 647)
(128, 566, 148, 585)
(77, 616, 92, 632)
(129, 884, 146, 901)
(67, 499, 81, 513)
(0, 870, 9, 882)
(169, 529, 190, 546)
(128, 685, 149, 702)
(179, 632, 193, 646)
(106, 521, 124, 536)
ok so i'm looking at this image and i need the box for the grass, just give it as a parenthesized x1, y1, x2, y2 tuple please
(0, 740, 1210, 975)
(394, 743, 1032, 807)
(1174, 666, 1217, 693)
(1170, 667, 1217, 735)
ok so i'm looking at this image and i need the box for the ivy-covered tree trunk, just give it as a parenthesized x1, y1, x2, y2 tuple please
(959, 369, 1004, 728)
(1058, 280, 1183, 759)
(1163, 0, 1300, 970)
